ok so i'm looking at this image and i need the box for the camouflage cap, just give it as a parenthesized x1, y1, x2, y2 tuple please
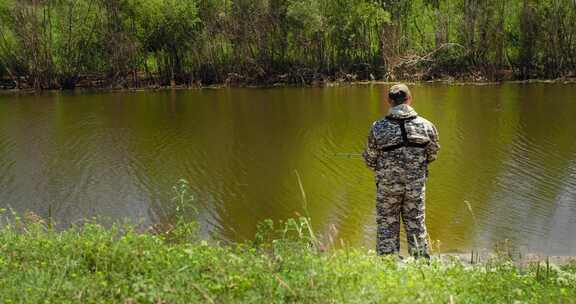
(388, 83, 411, 103)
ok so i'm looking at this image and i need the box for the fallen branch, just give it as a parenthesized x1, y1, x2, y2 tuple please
(396, 43, 466, 68)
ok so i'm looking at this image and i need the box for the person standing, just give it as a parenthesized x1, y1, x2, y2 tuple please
(363, 84, 440, 258)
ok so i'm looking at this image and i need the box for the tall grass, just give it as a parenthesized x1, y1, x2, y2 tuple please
(0, 210, 575, 303)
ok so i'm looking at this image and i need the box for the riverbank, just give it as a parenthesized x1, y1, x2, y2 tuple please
(2, 76, 576, 94)
(1, 216, 575, 303)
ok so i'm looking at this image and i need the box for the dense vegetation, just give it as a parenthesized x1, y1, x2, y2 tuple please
(0, 213, 575, 303)
(0, 0, 575, 89)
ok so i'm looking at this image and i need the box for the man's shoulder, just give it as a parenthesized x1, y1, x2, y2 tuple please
(413, 116, 436, 129)
(372, 117, 390, 126)
(371, 118, 393, 132)
(370, 115, 436, 131)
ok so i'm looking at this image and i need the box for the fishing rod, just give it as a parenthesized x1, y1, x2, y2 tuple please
(333, 153, 363, 158)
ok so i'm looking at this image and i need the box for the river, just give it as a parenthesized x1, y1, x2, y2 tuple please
(1, 83, 575, 255)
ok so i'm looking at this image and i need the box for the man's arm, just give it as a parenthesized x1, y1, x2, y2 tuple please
(426, 123, 440, 163)
(363, 124, 379, 171)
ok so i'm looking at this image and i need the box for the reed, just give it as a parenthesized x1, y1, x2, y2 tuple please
(294, 169, 320, 251)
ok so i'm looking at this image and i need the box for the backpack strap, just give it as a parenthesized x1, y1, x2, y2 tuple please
(381, 116, 429, 152)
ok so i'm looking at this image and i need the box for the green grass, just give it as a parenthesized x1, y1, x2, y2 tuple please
(0, 215, 575, 303)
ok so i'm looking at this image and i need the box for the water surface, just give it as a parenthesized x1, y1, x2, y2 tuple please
(1, 84, 575, 254)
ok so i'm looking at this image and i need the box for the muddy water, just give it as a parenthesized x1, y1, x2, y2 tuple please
(1, 84, 575, 254)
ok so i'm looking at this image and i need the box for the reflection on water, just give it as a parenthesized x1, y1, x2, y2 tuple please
(1, 84, 575, 254)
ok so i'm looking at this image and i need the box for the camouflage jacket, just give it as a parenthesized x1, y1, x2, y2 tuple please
(363, 104, 440, 182)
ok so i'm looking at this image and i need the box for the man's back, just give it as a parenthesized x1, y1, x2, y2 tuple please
(363, 103, 440, 183)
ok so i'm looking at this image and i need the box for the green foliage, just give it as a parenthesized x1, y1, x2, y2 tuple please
(0, 216, 575, 303)
(51, 0, 104, 85)
(0, 0, 105, 88)
(127, 0, 201, 83)
(130, 0, 200, 51)
(286, 0, 323, 33)
(164, 179, 200, 244)
(0, 0, 574, 88)
(278, 0, 390, 79)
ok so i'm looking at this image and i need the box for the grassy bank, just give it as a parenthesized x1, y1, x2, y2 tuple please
(0, 215, 575, 303)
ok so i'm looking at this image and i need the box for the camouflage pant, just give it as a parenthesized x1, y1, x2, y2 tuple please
(375, 176, 429, 257)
